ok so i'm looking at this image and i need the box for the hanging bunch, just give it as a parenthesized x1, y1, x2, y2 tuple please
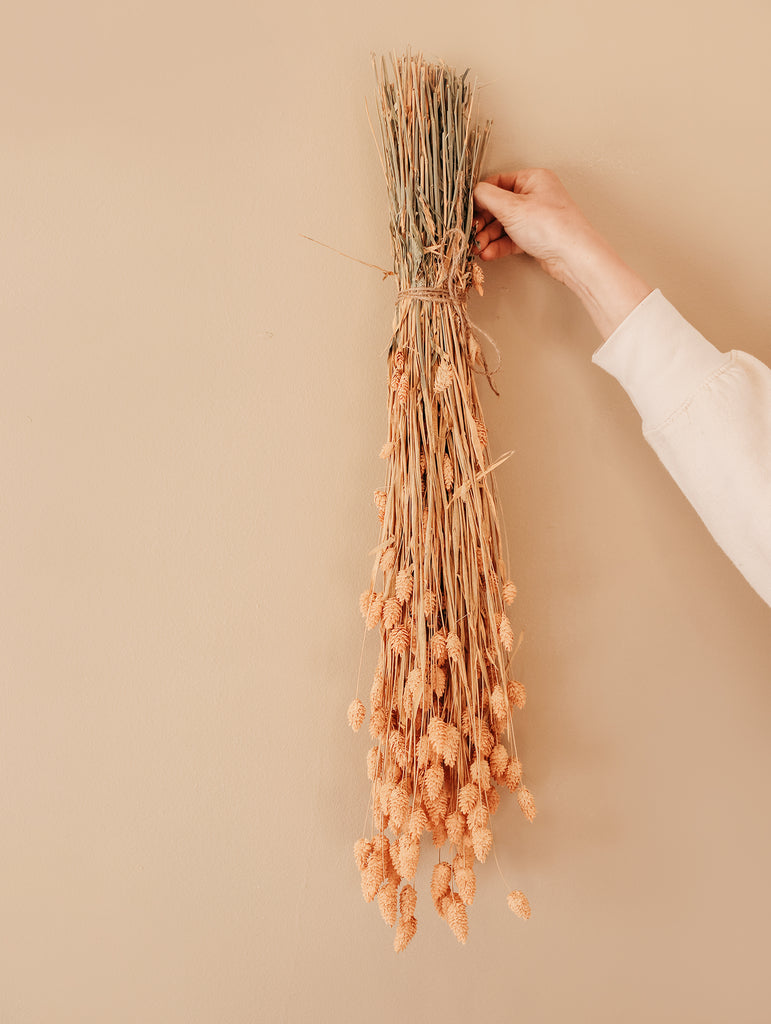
(348, 48, 536, 952)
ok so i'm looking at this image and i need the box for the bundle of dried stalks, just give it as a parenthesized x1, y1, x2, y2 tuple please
(348, 48, 536, 952)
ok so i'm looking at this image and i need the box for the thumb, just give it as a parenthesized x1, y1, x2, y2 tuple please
(473, 182, 521, 223)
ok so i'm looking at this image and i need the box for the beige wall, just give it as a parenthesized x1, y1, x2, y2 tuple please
(2, 2, 771, 1022)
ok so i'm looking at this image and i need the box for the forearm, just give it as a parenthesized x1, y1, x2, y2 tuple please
(587, 285, 771, 608)
(558, 226, 653, 341)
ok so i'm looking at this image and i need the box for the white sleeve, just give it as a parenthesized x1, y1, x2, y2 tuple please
(591, 287, 771, 609)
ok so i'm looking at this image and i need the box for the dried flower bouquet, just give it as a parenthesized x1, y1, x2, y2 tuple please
(348, 49, 536, 952)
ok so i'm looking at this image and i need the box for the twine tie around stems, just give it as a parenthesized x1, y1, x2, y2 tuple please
(395, 286, 462, 305)
(393, 282, 502, 396)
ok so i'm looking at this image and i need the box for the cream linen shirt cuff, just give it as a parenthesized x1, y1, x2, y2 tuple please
(590, 287, 730, 433)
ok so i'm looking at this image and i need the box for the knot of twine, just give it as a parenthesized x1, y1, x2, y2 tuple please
(394, 225, 470, 307)
(395, 286, 465, 305)
(298, 225, 502, 394)
(392, 226, 502, 395)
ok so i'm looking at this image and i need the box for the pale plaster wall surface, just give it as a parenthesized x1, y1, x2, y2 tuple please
(2, 2, 770, 1023)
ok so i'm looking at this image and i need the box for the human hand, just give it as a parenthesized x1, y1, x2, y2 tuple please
(472, 168, 598, 288)
(473, 168, 653, 340)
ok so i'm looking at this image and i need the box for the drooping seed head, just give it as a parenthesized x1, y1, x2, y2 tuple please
(399, 883, 418, 919)
(380, 546, 397, 572)
(499, 613, 514, 652)
(446, 631, 463, 662)
(507, 889, 531, 920)
(442, 453, 454, 490)
(445, 810, 466, 846)
(374, 489, 387, 522)
(504, 756, 523, 792)
(430, 861, 452, 908)
(383, 596, 402, 630)
(458, 783, 478, 815)
(507, 678, 527, 709)
(377, 877, 399, 927)
(353, 837, 373, 871)
(395, 568, 414, 604)
(517, 785, 536, 823)
(393, 913, 417, 952)
(489, 743, 509, 780)
(471, 824, 493, 862)
(446, 893, 468, 943)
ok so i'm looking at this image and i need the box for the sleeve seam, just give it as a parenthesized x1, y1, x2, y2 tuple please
(642, 351, 736, 439)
